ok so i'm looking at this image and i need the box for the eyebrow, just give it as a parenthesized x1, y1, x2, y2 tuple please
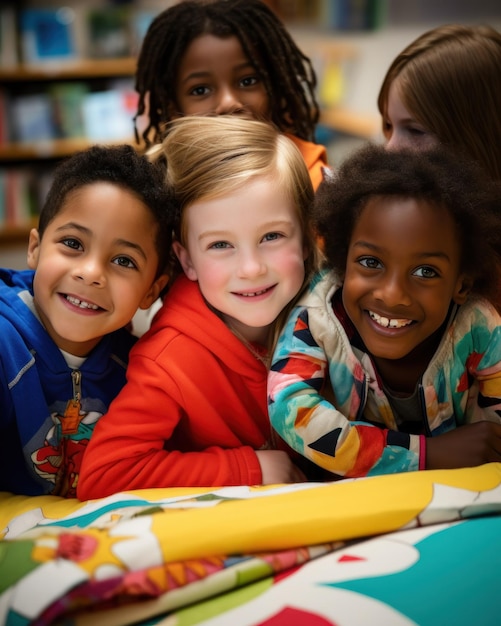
(55, 223, 148, 261)
(198, 219, 295, 241)
(181, 62, 256, 84)
(352, 241, 451, 261)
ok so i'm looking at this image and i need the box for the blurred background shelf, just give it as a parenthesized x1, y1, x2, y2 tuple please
(1, 0, 500, 269)
(0, 58, 136, 82)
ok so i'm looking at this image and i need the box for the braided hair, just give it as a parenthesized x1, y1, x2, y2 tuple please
(135, 0, 319, 145)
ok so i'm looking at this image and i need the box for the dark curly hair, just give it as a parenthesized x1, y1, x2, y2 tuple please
(314, 143, 501, 307)
(38, 144, 176, 278)
(134, 0, 319, 145)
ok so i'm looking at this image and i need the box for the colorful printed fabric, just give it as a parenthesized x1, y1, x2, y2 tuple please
(1, 464, 501, 624)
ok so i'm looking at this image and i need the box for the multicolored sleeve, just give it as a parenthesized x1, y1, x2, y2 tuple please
(454, 303, 501, 422)
(268, 306, 421, 478)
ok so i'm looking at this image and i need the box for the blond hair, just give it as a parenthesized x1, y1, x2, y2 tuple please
(148, 115, 322, 354)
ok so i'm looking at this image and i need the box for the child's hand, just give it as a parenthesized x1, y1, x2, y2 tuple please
(425, 421, 501, 469)
(256, 450, 307, 484)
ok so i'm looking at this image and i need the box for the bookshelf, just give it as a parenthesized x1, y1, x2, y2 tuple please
(0, 45, 378, 244)
(0, 58, 136, 82)
(0, 57, 138, 241)
(0, 1, 383, 249)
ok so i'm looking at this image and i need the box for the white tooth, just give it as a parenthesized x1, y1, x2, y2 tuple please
(369, 310, 412, 329)
(67, 295, 98, 310)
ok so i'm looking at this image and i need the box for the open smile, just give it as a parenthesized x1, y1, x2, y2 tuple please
(368, 310, 414, 329)
(233, 285, 276, 298)
(64, 294, 101, 311)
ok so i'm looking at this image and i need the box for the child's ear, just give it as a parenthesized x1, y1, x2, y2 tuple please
(453, 274, 473, 305)
(26, 229, 41, 269)
(172, 241, 198, 281)
(138, 273, 169, 310)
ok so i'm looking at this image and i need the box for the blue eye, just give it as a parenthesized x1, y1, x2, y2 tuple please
(262, 232, 282, 242)
(209, 241, 231, 250)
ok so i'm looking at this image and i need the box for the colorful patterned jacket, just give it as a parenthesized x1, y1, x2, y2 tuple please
(268, 270, 501, 478)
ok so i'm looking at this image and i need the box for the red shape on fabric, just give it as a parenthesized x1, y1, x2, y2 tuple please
(338, 554, 366, 562)
(259, 606, 337, 625)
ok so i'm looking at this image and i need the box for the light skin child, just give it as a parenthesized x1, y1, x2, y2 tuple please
(78, 116, 322, 498)
(378, 24, 501, 180)
(173, 174, 308, 482)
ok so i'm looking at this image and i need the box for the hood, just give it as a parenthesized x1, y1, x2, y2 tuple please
(148, 275, 266, 381)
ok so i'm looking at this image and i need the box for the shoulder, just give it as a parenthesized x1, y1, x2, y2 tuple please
(276, 270, 341, 349)
(299, 269, 340, 308)
(443, 297, 501, 368)
(0, 268, 34, 300)
(285, 134, 328, 163)
(454, 296, 501, 331)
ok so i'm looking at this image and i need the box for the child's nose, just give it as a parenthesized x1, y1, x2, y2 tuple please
(386, 131, 410, 152)
(73, 258, 106, 287)
(237, 250, 266, 278)
(375, 274, 412, 307)
(215, 87, 245, 115)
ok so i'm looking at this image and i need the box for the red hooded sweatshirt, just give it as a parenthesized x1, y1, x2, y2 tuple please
(78, 276, 270, 500)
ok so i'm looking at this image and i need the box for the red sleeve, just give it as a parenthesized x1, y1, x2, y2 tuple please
(77, 347, 263, 500)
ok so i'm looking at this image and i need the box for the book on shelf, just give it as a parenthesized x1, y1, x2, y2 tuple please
(0, 168, 35, 229)
(273, 0, 385, 30)
(3, 78, 138, 146)
(0, 6, 18, 68)
(49, 82, 89, 139)
(19, 7, 79, 64)
(0, 90, 11, 145)
(86, 7, 132, 59)
(11, 94, 56, 144)
(327, 0, 386, 30)
(81, 81, 138, 142)
(130, 10, 156, 56)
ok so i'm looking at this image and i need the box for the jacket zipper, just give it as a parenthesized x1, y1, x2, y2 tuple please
(61, 370, 82, 435)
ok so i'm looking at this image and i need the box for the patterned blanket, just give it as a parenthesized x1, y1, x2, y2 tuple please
(2, 463, 501, 625)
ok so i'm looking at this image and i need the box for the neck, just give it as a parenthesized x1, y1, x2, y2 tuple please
(372, 329, 443, 395)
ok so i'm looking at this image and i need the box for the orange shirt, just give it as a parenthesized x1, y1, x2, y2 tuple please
(286, 134, 330, 190)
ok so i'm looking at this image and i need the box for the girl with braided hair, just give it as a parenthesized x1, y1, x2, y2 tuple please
(134, 0, 330, 190)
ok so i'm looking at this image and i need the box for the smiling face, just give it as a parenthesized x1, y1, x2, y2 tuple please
(174, 34, 271, 120)
(173, 176, 306, 345)
(27, 182, 168, 356)
(342, 196, 470, 387)
(383, 79, 438, 152)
